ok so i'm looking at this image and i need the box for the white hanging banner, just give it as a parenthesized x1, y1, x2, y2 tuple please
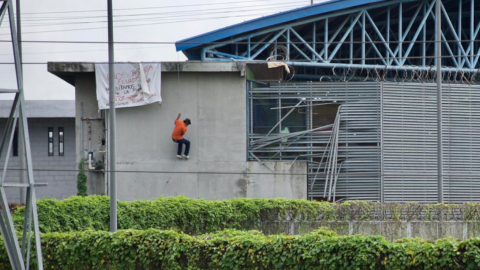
(95, 63, 162, 110)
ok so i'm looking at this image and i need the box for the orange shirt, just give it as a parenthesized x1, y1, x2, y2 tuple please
(172, 120, 187, 140)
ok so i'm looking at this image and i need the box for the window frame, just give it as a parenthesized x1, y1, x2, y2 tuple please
(12, 127, 18, 157)
(58, 127, 64, 156)
(48, 127, 54, 156)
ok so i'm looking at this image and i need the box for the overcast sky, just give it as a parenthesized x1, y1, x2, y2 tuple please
(0, 0, 326, 100)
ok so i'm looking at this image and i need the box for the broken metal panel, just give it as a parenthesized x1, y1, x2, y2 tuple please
(248, 81, 381, 201)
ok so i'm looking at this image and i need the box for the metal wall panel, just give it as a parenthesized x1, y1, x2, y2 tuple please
(382, 82, 480, 203)
(443, 84, 480, 203)
(382, 83, 438, 202)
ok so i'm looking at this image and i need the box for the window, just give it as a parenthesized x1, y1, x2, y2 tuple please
(48, 127, 53, 156)
(252, 99, 279, 134)
(312, 103, 340, 128)
(280, 99, 307, 133)
(58, 127, 64, 156)
(12, 127, 18, 157)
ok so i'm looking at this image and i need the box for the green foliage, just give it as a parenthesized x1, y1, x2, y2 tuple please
(0, 229, 477, 269)
(76, 159, 87, 196)
(13, 196, 327, 234)
(12, 196, 480, 235)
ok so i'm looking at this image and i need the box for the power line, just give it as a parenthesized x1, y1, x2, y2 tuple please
(0, 39, 459, 57)
(4, 4, 303, 28)
(3, 167, 480, 177)
(0, 53, 479, 65)
(2, 1, 305, 24)
(0, 45, 165, 56)
(0, 10, 304, 36)
(18, 0, 310, 15)
(0, 40, 476, 58)
(0, 39, 477, 45)
(17, 1, 305, 22)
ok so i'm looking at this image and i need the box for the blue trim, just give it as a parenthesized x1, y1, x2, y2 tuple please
(175, 0, 391, 52)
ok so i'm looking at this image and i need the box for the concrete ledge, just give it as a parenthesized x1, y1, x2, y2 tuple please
(48, 61, 246, 74)
(48, 61, 247, 86)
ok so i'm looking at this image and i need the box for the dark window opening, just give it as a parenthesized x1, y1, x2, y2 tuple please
(48, 127, 53, 156)
(58, 127, 64, 156)
(252, 99, 278, 134)
(312, 103, 340, 128)
(12, 127, 18, 157)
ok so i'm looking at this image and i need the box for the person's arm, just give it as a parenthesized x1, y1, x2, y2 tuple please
(174, 113, 181, 124)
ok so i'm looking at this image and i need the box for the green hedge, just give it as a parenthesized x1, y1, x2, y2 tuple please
(1, 228, 480, 269)
(12, 196, 480, 234)
(13, 195, 328, 234)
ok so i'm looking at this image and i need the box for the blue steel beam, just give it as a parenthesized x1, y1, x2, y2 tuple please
(199, 0, 416, 53)
(440, 2, 472, 67)
(195, 0, 479, 72)
(176, 0, 417, 52)
(328, 12, 363, 61)
(289, 27, 325, 61)
(357, 20, 388, 65)
(386, 1, 431, 65)
(399, 0, 436, 65)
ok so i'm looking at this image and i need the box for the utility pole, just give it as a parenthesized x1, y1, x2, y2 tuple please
(107, 0, 117, 232)
(436, 0, 443, 203)
(311, 0, 314, 5)
(16, 0, 26, 204)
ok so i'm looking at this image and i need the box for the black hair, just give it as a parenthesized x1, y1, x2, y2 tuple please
(184, 118, 191, 125)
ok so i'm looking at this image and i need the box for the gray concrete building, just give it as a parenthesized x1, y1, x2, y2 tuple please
(45, 0, 480, 204)
(48, 62, 307, 201)
(0, 100, 76, 202)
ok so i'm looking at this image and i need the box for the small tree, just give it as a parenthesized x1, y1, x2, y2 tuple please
(77, 158, 87, 196)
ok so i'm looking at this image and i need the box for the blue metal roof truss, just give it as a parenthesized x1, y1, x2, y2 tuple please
(176, 0, 480, 72)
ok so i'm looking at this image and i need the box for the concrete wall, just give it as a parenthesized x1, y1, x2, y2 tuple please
(75, 73, 106, 195)
(0, 118, 77, 202)
(246, 162, 306, 199)
(71, 66, 307, 201)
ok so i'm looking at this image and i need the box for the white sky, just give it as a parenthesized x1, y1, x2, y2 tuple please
(0, 0, 327, 100)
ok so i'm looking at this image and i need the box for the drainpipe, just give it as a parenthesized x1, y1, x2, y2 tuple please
(436, 0, 443, 203)
(81, 102, 84, 162)
(88, 152, 95, 170)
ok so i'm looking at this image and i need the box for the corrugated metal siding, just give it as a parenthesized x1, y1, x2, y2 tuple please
(443, 84, 480, 203)
(382, 83, 438, 202)
(382, 82, 480, 203)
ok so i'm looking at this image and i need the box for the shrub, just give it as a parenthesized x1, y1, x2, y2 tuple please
(0, 229, 476, 269)
(12, 196, 480, 235)
(76, 159, 87, 196)
(13, 196, 325, 234)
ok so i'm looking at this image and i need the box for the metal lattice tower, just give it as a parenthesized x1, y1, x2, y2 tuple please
(0, 0, 43, 269)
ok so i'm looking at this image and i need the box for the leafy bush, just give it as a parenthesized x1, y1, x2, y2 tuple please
(0, 229, 478, 269)
(76, 159, 87, 196)
(13, 196, 327, 233)
(12, 196, 480, 234)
